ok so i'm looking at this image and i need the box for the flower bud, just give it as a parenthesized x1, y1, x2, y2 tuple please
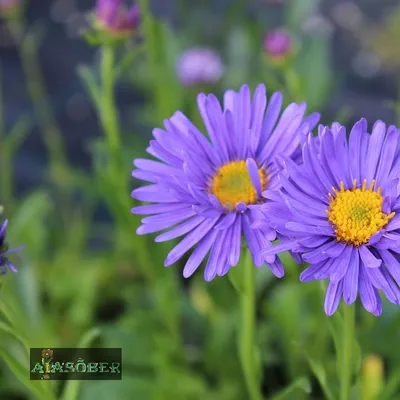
(263, 29, 292, 62)
(95, 0, 140, 38)
(360, 355, 384, 400)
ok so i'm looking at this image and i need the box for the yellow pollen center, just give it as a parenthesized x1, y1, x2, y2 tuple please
(210, 161, 266, 210)
(327, 179, 395, 246)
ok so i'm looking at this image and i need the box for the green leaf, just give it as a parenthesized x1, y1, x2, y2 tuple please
(0, 320, 30, 355)
(305, 354, 335, 400)
(379, 368, 400, 400)
(296, 36, 333, 110)
(285, 0, 320, 30)
(8, 190, 51, 258)
(115, 44, 145, 79)
(78, 65, 101, 111)
(14, 263, 42, 332)
(0, 348, 55, 400)
(227, 264, 244, 294)
(328, 310, 362, 380)
(80, 377, 154, 400)
(271, 377, 311, 400)
(59, 328, 101, 400)
(5, 115, 32, 154)
(224, 26, 254, 88)
(283, 67, 303, 103)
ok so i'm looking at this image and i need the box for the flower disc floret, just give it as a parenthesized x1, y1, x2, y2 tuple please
(210, 161, 266, 210)
(327, 180, 395, 246)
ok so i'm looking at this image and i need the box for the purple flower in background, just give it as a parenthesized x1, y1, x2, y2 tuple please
(131, 84, 319, 281)
(261, 119, 400, 315)
(263, 29, 292, 60)
(95, 0, 140, 36)
(176, 48, 224, 87)
(0, 219, 22, 275)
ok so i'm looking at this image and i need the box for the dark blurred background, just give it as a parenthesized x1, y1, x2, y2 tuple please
(1, 0, 399, 196)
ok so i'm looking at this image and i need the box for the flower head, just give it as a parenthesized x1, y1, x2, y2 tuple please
(95, 0, 140, 37)
(131, 84, 319, 281)
(0, 219, 22, 275)
(176, 48, 224, 87)
(263, 29, 292, 61)
(261, 119, 400, 315)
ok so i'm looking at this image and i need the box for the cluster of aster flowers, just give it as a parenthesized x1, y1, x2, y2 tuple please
(131, 83, 400, 316)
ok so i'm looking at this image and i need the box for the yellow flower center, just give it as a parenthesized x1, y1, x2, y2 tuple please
(327, 179, 395, 246)
(210, 161, 266, 210)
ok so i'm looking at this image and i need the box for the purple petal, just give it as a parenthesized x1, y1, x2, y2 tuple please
(348, 118, 366, 183)
(131, 203, 184, 215)
(204, 229, 229, 281)
(375, 126, 399, 186)
(164, 216, 220, 266)
(246, 158, 262, 197)
(259, 240, 297, 256)
(267, 256, 285, 278)
(343, 248, 359, 304)
(359, 266, 378, 314)
(300, 262, 326, 282)
(359, 245, 382, 268)
(215, 212, 236, 230)
(155, 215, 205, 242)
(324, 280, 343, 316)
(183, 230, 217, 278)
(229, 215, 242, 266)
(365, 120, 386, 184)
(330, 245, 352, 283)
(379, 249, 400, 286)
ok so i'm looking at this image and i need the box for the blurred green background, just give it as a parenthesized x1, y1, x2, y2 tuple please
(1, 0, 400, 399)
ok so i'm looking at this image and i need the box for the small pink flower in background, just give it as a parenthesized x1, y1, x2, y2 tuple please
(176, 47, 224, 87)
(263, 29, 292, 60)
(0, 0, 21, 18)
(95, 0, 140, 36)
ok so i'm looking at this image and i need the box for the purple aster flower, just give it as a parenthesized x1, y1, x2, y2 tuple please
(263, 29, 292, 60)
(176, 48, 224, 87)
(95, 0, 140, 36)
(0, 219, 22, 275)
(260, 119, 400, 316)
(131, 84, 319, 281)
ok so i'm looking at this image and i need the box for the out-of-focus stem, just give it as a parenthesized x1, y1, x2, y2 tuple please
(100, 45, 121, 160)
(0, 70, 12, 212)
(8, 18, 68, 183)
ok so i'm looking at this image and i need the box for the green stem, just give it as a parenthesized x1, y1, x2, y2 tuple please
(100, 45, 121, 159)
(0, 69, 12, 212)
(8, 18, 68, 179)
(340, 303, 355, 400)
(239, 250, 263, 400)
